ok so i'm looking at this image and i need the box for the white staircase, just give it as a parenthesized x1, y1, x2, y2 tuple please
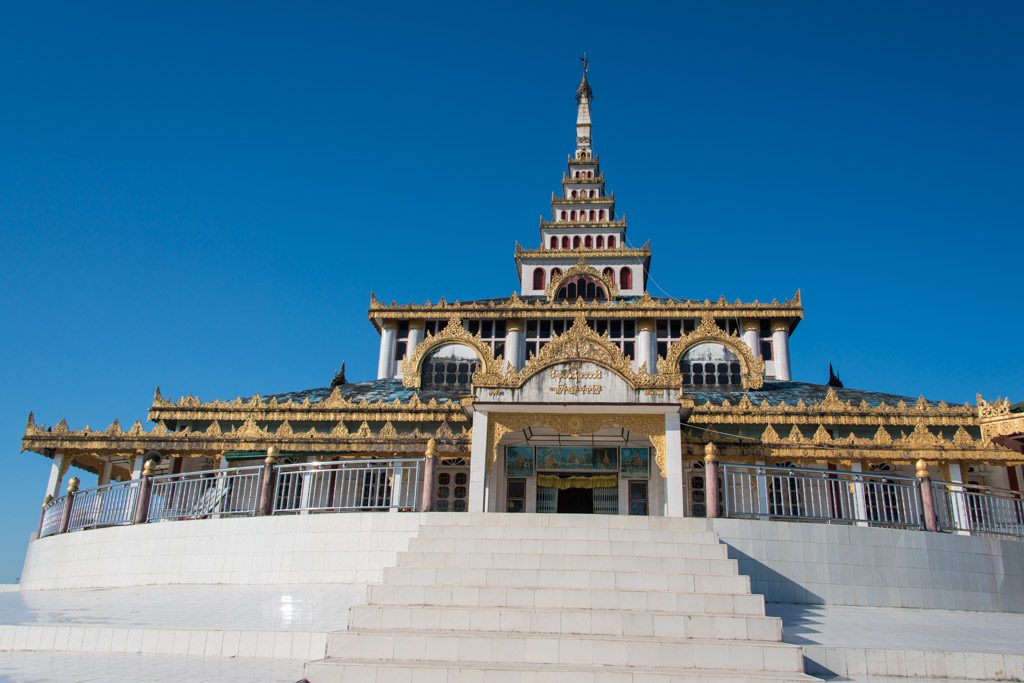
(305, 513, 821, 682)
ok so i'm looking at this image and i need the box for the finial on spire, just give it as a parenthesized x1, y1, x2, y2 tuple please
(576, 52, 593, 103)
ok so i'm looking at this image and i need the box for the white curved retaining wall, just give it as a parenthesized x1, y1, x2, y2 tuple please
(20, 513, 1024, 615)
(713, 519, 1024, 613)
(20, 513, 426, 591)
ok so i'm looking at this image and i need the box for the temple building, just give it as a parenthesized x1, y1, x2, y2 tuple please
(21, 62, 1024, 523)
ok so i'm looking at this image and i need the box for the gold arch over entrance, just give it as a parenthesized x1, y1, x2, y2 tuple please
(400, 316, 501, 388)
(486, 412, 667, 476)
(657, 314, 766, 390)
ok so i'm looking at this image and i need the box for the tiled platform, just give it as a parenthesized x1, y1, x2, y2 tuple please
(0, 651, 304, 683)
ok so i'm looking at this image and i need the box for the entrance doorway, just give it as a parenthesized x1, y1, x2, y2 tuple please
(557, 487, 594, 514)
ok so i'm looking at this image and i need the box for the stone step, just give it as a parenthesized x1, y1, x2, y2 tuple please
(304, 658, 822, 682)
(415, 524, 722, 544)
(349, 603, 783, 641)
(366, 584, 766, 615)
(420, 513, 713, 532)
(394, 549, 741, 574)
(405, 536, 729, 559)
(326, 629, 807, 673)
(380, 565, 752, 594)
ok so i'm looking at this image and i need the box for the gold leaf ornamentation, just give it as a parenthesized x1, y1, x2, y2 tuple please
(656, 313, 766, 390)
(543, 258, 620, 302)
(399, 315, 500, 388)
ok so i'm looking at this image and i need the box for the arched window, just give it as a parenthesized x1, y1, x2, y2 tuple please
(588, 171, 593, 178)
(421, 344, 480, 391)
(596, 236, 604, 248)
(619, 267, 632, 289)
(532, 268, 545, 289)
(571, 190, 578, 198)
(573, 236, 581, 248)
(550, 236, 558, 249)
(679, 343, 743, 388)
(561, 236, 569, 249)
(551, 267, 562, 279)
(599, 209, 606, 221)
(574, 171, 580, 178)
(570, 210, 577, 221)
(555, 275, 607, 301)
(589, 210, 596, 221)
(590, 190, 596, 198)
(584, 236, 592, 248)
(580, 212, 587, 223)
(608, 236, 616, 248)
(559, 211, 566, 221)
(602, 267, 614, 279)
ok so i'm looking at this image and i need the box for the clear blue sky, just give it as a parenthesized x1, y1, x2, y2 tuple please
(1, 2, 1021, 581)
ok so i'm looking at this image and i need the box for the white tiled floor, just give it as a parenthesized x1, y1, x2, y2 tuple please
(769, 602, 1024, 655)
(0, 651, 305, 683)
(0, 584, 366, 632)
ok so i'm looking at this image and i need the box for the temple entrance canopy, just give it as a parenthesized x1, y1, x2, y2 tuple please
(467, 316, 688, 516)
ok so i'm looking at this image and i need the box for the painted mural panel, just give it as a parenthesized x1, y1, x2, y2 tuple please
(620, 447, 650, 478)
(505, 446, 535, 477)
(536, 446, 618, 472)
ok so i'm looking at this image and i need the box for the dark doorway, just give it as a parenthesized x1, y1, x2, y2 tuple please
(557, 487, 593, 514)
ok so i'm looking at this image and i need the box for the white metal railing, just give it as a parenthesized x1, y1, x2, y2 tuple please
(273, 458, 422, 513)
(67, 480, 140, 532)
(933, 481, 1024, 537)
(147, 466, 262, 522)
(39, 496, 67, 538)
(721, 463, 923, 529)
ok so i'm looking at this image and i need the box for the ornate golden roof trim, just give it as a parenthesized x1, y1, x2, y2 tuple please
(543, 258, 620, 301)
(368, 291, 804, 320)
(515, 247, 650, 261)
(977, 393, 1024, 441)
(657, 313, 766, 390)
(473, 314, 681, 390)
(22, 414, 471, 457)
(148, 385, 466, 421)
(399, 315, 502, 389)
(689, 388, 974, 423)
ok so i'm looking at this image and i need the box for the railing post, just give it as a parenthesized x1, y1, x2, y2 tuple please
(258, 447, 279, 516)
(916, 458, 939, 532)
(58, 478, 79, 534)
(133, 459, 156, 525)
(420, 438, 437, 512)
(704, 443, 720, 519)
(38, 495, 53, 537)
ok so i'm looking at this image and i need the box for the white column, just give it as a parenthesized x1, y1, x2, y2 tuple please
(130, 455, 144, 480)
(851, 462, 869, 527)
(649, 459, 666, 516)
(742, 321, 761, 359)
(468, 409, 489, 512)
(406, 322, 424, 359)
(947, 463, 972, 533)
(755, 460, 770, 518)
(376, 321, 398, 380)
(636, 319, 657, 373)
(505, 320, 525, 369)
(98, 461, 113, 487)
(44, 452, 67, 499)
(299, 456, 316, 514)
(214, 455, 231, 518)
(664, 412, 685, 517)
(771, 321, 791, 381)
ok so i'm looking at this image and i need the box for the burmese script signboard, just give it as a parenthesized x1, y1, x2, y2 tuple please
(476, 361, 681, 405)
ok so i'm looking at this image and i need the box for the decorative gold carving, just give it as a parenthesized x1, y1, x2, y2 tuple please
(485, 412, 667, 474)
(536, 473, 618, 490)
(657, 313, 766, 390)
(473, 315, 681, 390)
(543, 258, 620, 302)
(399, 315, 501, 388)
(369, 298, 803, 323)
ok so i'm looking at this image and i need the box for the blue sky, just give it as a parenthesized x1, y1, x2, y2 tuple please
(0, 2, 1021, 581)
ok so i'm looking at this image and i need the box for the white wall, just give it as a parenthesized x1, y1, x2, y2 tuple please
(20, 513, 430, 590)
